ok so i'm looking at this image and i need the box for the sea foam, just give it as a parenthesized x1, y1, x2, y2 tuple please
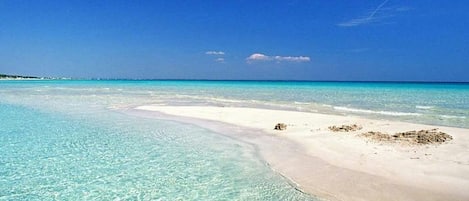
(440, 115, 466, 119)
(416, 105, 434, 110)
(333, 106, 422, 116)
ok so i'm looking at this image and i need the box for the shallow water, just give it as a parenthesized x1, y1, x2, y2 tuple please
(0, 103, 314, 200)
(1, 80, 468, 200)
(1, 80, 468, 128)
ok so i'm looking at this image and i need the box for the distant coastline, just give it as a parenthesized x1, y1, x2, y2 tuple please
(1, 73, 468, 83)
(0, 73, 69, 80)
(0, 73, 41, 80)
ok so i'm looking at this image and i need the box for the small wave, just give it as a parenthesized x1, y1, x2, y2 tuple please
(333, 106, 422, 116)
(207, 97, 244, 103)
(416, 105, 434, 110)
(440, 115, 466, 119)
(293, 101, 310, 105)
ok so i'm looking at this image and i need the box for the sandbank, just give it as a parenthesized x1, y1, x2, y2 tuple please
(133, 105, 469, 201)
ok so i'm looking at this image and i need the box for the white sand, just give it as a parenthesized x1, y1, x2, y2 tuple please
(135, 105, 469, 201)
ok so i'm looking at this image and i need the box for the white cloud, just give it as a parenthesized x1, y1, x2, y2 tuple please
(205, 51, 225, 55)
(337, 0, 409, 27)
(206, 51, 226, 63)
(247, 53, 271, 61)
(246, 53, 310, 63)
(215, 58, 225, 63)
(273, 55, 310, 62)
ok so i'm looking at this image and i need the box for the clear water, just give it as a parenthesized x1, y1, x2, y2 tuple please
(1, 80, 468, 200)
(0, 103, 314, 200)
(1, 80, 467, 128)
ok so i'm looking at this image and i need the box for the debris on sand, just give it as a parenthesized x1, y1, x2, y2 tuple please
(274, 123, 287, 130)
(360, 129, 453, 145)
(328, 124, 362, 132)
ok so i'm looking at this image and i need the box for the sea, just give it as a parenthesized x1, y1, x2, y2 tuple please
(1, 80, 468, 200)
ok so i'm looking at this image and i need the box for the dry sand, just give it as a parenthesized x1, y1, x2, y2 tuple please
(134, 105, 469, 201)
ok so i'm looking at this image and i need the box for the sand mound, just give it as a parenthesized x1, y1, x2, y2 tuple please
(361, 129, 453, 145)
(329, 124, 362, 132)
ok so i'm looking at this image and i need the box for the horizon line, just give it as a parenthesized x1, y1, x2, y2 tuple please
(7, 78, 469, 84)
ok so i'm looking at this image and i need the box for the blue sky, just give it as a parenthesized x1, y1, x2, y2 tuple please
(1, 0, 468, 81)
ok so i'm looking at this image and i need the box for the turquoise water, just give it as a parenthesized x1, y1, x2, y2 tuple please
(1, 80, 468, 200)
(0, 103, 314, 200)
(1, 80, 468, 128)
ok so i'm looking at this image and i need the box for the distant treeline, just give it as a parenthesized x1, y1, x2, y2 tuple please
(0, 74, 39, 79)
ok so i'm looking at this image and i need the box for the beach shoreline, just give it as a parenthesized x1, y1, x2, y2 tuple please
(131, 105, 469, 201)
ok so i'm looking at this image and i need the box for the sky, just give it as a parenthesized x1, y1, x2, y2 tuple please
(1, 0, 468, 81)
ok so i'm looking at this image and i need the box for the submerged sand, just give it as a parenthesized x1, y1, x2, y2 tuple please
(134, 105, 469, 201)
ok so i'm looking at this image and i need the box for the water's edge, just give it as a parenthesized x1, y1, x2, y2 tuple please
(123, 107, 458, 201)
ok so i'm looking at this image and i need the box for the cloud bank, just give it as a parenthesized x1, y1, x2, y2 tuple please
(246, 53, 310, 63)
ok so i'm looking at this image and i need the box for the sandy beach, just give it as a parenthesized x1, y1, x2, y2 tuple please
(134, 105, 469, 201)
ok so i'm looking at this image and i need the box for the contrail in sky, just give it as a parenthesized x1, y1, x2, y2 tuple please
(367, 0, 390, 20)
